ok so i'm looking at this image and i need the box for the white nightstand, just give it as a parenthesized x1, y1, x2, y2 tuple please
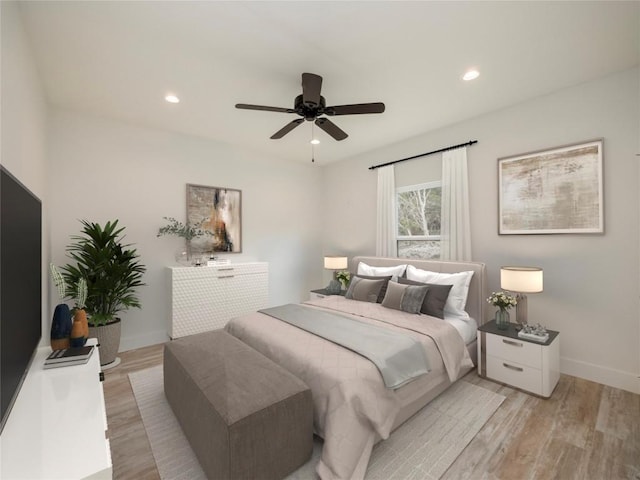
(309, 289, 346, 301)
(477, 320, 560, 398)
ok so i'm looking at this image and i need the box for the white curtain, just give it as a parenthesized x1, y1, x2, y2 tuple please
(440, 147, 471, 261)
(376, 165, 397, 257)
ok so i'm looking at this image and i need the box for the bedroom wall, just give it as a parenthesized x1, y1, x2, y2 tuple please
(1, 1, 51, 343)
(48, 110, 324, 351)
(322, 67, 640, 394)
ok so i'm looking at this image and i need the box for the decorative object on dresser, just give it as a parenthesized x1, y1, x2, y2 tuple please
(59, 219, 146, 367)
(500, 266, 543, 326)
(49, 263, 72, 350)
(477, 320, 560, 398)
(486, 290, 517, 330)
(168, 262, 268, 339)
(187, 184, 242, 254)
(157, 216, 213, 265)
(498, 139, 604, 234)
(323, 256, 348, 294)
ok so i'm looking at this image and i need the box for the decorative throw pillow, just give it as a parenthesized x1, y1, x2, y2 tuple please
(357, 262, 407, 280)
(397, 277, 453, 319)
(345, 277, 386, 303)
(405, 265, 474, 320)
(348, 274, 392, 303)
(381, 281, 429, 314)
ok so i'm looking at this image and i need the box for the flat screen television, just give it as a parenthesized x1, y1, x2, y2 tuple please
(0, 165, 42, 434)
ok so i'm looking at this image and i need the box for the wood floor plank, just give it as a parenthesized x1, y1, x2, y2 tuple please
(104, 344, 640, 480)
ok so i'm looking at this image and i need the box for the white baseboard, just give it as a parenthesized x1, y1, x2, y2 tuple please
(119, 330, 169, 353)
(561, 356, 640, 394)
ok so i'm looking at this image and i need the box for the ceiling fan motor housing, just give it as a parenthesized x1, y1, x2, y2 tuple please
(294, 94, 326, 121)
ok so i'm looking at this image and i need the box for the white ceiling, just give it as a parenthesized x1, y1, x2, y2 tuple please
(17, 1, 640, 164)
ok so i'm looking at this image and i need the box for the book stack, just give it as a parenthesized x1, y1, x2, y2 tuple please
(44, 345, 95, 369)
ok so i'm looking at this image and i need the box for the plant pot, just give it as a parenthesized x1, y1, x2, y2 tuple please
(88, 318, 121, 367)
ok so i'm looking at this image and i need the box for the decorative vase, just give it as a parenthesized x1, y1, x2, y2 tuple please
(50, 303, 72, 350)
(70, 309, 89, 347)
(495, 307, 510, 330)
(88, 318, 121, 367)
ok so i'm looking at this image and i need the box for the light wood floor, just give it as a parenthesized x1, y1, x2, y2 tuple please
(104, 343, 640, 480)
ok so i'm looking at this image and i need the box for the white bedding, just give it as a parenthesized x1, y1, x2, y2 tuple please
(226, 296, 474, 480)
(445, 316, 478, 344)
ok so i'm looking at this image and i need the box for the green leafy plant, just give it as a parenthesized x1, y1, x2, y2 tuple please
(49, 263, 67, 300)
(336, 271, 351, 290)
(157, 217, 213, 241)
(486, 291, 517, 310)
(60, 220, 146, 326)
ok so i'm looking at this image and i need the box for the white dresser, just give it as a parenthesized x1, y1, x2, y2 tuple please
(477, 320, 560, 398)
(0, 338, 112, 479)
(168, 262, 269, 339)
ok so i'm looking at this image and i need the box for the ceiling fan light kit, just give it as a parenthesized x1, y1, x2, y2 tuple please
(236, 73, 385, 142)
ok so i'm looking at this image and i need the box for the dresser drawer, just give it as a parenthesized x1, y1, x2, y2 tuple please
(486, 333, 541, 368)
(486, 355, 542, 395)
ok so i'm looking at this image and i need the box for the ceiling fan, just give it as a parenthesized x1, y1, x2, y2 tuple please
(235, 73, 385, 141)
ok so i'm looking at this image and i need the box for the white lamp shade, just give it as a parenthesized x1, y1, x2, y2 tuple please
(324, 256, 348, 270)
(500, 266, 543, 293)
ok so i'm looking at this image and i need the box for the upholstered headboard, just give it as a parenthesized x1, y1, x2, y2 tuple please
(350, 256, 488, 326)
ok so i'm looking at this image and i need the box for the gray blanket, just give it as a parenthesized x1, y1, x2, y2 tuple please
(259, 303, 429, 389)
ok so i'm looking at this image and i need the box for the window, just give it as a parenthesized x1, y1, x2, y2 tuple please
(396, 181, 441, 259)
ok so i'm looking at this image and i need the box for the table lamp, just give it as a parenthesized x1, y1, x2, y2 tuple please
(500, 266, 543, 326)
(324, 256, 348, 294)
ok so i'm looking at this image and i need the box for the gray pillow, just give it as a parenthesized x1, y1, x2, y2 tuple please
(397, 277, 452, 319)
(381, 281, 429, 314)
(345, 277, 386, 303)
(348, 274, 392, 303)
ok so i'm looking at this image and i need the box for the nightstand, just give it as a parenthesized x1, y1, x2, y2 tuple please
(309, 289, 346, 300)
(477, 320, 560, 398)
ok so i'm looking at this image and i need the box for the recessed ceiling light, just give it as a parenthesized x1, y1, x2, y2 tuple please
(462, 70, 480, 81)
(310, 139, 320, 145)
(165, 94, 180, 104)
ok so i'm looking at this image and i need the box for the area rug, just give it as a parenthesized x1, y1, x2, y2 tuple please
(129, 366, 504, 480)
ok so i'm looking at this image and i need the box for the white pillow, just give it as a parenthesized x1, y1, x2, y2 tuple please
(405, 265, 474, 320)
(357, 262, 407, 280)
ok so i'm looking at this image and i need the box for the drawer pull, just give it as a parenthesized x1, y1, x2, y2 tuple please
(503, 362, 524, 372)
(218, 275, 235, 279)
(502, 339, 523, 347)
(218, 268, 235, 271)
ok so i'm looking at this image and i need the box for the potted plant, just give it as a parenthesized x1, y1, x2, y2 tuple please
(60, 220, 146, 366)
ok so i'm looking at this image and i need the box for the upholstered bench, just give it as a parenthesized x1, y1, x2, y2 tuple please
(164, 329, 313, 480)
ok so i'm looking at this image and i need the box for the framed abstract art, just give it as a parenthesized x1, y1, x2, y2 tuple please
(186, 184, 242, 253)
(498, 139, 603, 235)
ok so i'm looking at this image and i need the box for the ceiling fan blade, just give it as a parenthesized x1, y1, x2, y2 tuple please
(325, 102, 386, 116)
(270, 118, 304, 139)
(236, 103, 295, 114)
(301, 73, 322, 107)
(315, 118, 348, 141)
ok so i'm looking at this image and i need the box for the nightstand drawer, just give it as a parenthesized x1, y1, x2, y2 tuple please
(486, 333, 541, 369)
(486, 355, 542, 394)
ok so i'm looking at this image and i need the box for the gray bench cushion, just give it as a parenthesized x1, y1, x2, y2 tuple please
(164, 329, 313, 480)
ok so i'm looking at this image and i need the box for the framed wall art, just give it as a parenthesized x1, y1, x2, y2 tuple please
(498, 139, 603, 235)
(187, 184, 242, 253)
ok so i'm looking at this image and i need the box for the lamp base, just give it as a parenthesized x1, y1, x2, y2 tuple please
(326, 279, 342, 295)
(515, 293, 528, 326)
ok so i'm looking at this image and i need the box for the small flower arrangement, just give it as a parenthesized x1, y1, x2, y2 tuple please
(486, 291, 517, 310)
(336, 271, 351, 290)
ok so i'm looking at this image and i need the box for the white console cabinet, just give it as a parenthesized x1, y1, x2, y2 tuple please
(168, 262, 269, 339)
(0, 338, 112, 479)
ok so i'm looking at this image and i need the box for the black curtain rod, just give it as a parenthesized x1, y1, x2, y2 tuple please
(368, 140, 478, 170)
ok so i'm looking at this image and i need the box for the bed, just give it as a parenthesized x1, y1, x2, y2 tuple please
(225, 256, 488, 480)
